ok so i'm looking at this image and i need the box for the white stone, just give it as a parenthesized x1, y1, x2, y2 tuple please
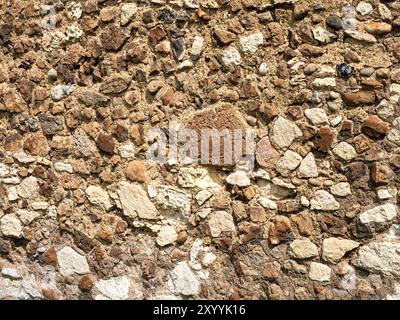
(357, 241, 400, 276)
(304, 108, 329, 126)
(378, 4, 392, 21)
(191, 36, 204, 58)
(258, 197, 277, 210)
(388, 117, 400, 145)
(66, 1, 82, 20)
(95, 276, 130, 300)
(333, 142, 358, 161)
(16, 209, 40, 225)
(31, 201, 49, 210)
(330, 182, 352, 197)
(120, 3, 137, 26)
(377, 189, 392, 200)
(297, 153, 318, 178)
(376, 99, 394, 121)
(322, 238, 360, 263)
(56, 246, 90, 276)
(178, 167, 219, 189)
(17, 176, 39, 199)
(54, 162, 73, 173)
(226, 170, 250, 187)
(154, 185, 191, 219)
(1, 268, 21, 280)
(197, 208, 212, 219)
(221, 47, 241, 69)
(289, 238, 319, 259)
(0, 215, 23, 238)
(118, 143, 135, 159)
(208, 211, 235, 237)
(64, 24, 83, 42)
(85, 186, 112, 210)
(345, 30, 377, 43)
(156, 225, 178, 247)
(259, 63, 269, 75)
(270, 117, 302, 150)
(359, 203, 397, 229)
(356, 1, 373, 15)
(169, 261, 200, 296)
(312, 27, 337, 44)
(13, 152, 35, 163)
(7, 187, 18, 201)
(51, 84, 74, 101)
(310, 190, 340, 211)
(195, 190, 212, 206)
(117, 182, 159, 220)
(309, 262, 331, 282)
(276, 150, 302, 177)
(239, 31, 263, 55)
(301, 196, 310, 207)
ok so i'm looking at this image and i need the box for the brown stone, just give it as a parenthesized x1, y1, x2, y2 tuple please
(176, 231, 187, 245)
(185, 104, 248, 166)
(353, 134, 371, 153)
(42, 247, 57, 265)
(3, 133, 23, 151)
(315, 126, 334, 152)
(255, 136, 280, 170)
(96, 225, 113, 242)
(364, 22, 392, 35)
(23, 134, 49, 156)
(262, 261, 281, 280)
(238, 222, 262, 243)
(125, 160, 147, 183)
(3, 91, 28, 113)
(232, 201, 248, 221)
(290, 211, 314, 236)
(100, 25, 128, 50)
(249, 205, 267, 223)
(78, 274, 96, 291)
(342, 91, 376, 107)
(364, 145, 388, 161)
(96, 133, 115, 154)
(277, 199, 300, 213)
(362, 115, 390, 139)
(149, 25, 166, 44)
(213, 28, 236, 45)
(42, 288, 60, 300)
(269, 216, 293, 245)
(370, 162, 394, 185)
(125, 39, 148, 63)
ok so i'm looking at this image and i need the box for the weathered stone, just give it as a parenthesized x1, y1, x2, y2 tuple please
(226, 170, 250, 187)
(357, 242, 400, 276)
(255, 136, 280, 170)
(156, 225, 178, 247)
(120, 3, 137, 26)
(269, 216, 292, 245)
(315, 126, 334, 152)
(208, 211, 235, 237)
(342, 91, 376, 106)
(322, 238, 359, 263)
(221, 47, 241, 69)
(169, 261, 199, 296)
(370, 162, 394, 184)
(358, 203, 397, 232)
(333, 142, 358, 161)
(100, 25, 128, 50)
(56, 247, 90, 276)
(154, 185, 191, 219)
(310, 190, 340, 211)
(95, 276, 130, 300)
(330, 182, 351, 197)
(297, 153, 318, 178)
(117, 182, 158, 220)
(276, 150, 302, 177)
(362, 116, 390, 139)
(125, 160, 147, 183)
(289, 238, 318, 259)
(309, 262, 331, 282)
(17, 176, 39, 199)
(239, 31, 263, 54)
(0, 215, 23, 238)
(96, 133, 115, 154)
(85, 185, 112, 210)
(270, 117, 302, 150)
(304, 108, 328, 126)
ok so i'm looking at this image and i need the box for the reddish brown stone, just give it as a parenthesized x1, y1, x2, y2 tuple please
(315, 126, 334, 152)
(176, 231, 187, 245)
(277, 199, 300, 213)
(100, 25, 128, 50)
(255, 136, 280, 170)
(125, 160, 147, 183)
(213, 28, 236, 45)
(42, 247, 57, 265)
(3, 133, 23, 151)
(353, 134, 371, 153)
(23, 134, 49, 156)
(238, 223, 262, 243)
(269, 216, 293, 245)
(290, 211, 314, 236)
(149, 25, 166, 44)
(96, 133, 115, 154)
(362, 115, 390, 139)
(262, 261, 281, 280)
(370, 162, 394, 185)
(78, 274, 96, 291)
(249, 205, 267, 223)
(342, 91, 376, 107)
(42, 288, 60, 300)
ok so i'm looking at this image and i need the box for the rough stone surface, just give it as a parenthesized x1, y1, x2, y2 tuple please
(289, 238, 318, 259)
(322, 238, 360, 263)
(56, 247, 90, 276)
